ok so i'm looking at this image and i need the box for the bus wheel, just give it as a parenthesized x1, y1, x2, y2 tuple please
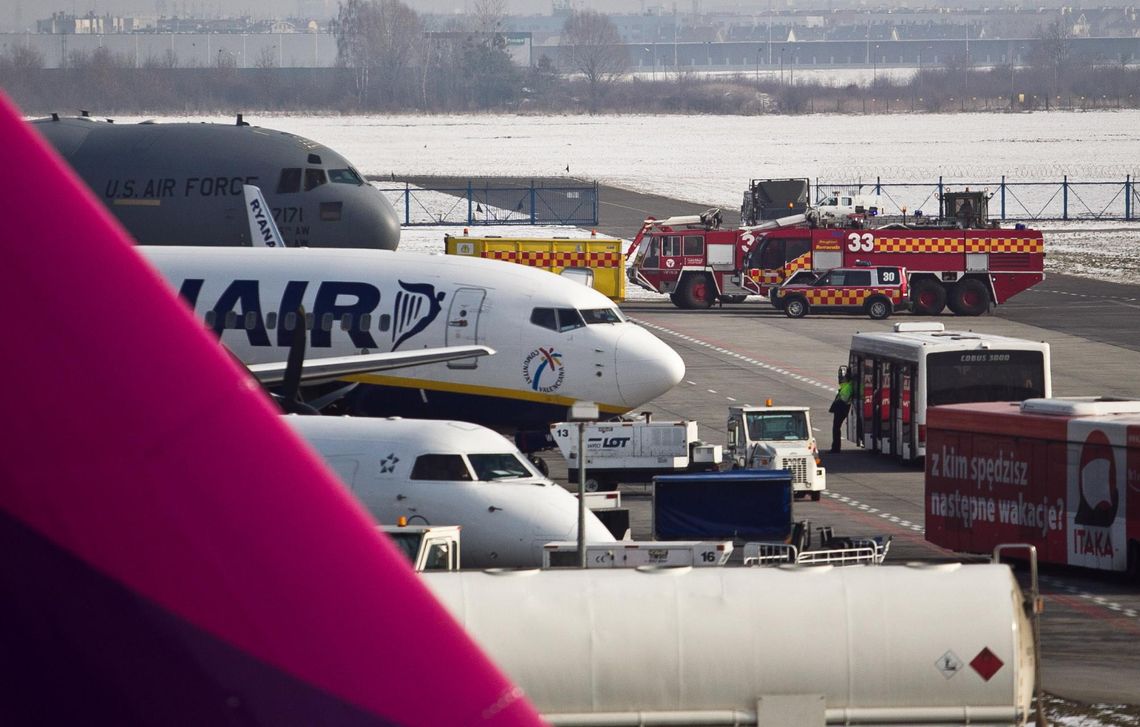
(911, 280, 947, 315)
(679, 275, 714, 309)
(784, 296, 809, 318)
(950, 279, 990, 316)
(866, 297, 893, 320)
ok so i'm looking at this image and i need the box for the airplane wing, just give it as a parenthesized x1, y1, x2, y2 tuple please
(249, 345, 495, 385)
(2, 92, 542, 726)
(243, 183, 288, 248)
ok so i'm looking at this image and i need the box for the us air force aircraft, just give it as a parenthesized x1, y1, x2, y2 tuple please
(287, 416, 616, 568)
(31, 114, 401, 250)
(143, 247, 686, 429)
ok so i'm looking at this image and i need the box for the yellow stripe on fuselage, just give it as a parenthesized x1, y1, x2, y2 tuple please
(342, 372, 627, 415)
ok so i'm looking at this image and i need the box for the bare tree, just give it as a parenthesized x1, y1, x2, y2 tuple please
(560, 9, 627, 112)
(334, 0, 424, 109)
(472, 0, 507, 37)
(1033, 18, 1073, 98)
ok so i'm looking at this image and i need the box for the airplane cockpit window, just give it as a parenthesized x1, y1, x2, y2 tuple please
(467, 453, 532, 481)
(329, 168, 364, 185)
(305, 168, 328, 192)
(530, 307, 557, 331)
(277, 168, 301, 194)
(556, 308, 585, 332)
(580, 308, 624, 324)
(410, 454, 473, 481)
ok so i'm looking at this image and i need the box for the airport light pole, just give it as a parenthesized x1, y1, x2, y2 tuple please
(569, 400, 599, 569)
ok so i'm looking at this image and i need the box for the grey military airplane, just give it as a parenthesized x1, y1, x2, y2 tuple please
(32, 113, 400, 250)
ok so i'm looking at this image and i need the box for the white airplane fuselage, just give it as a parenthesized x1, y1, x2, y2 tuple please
(142, 247, 685, 428)
(286, 416, 616, 568)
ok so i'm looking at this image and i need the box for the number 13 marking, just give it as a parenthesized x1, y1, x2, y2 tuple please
(847, 232, 874, 252)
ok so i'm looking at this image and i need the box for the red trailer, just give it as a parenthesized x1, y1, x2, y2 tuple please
(925, 398, 1140, 576)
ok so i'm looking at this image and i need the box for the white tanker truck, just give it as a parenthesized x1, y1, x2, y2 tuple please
(423, 564, 1038, 726)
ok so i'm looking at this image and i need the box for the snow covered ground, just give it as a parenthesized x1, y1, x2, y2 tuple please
(125, 112, 1140, 283)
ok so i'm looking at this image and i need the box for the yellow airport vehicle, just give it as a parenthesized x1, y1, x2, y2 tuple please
(445, 233, 626, 301)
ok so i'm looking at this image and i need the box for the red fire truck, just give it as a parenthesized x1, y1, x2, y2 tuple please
(627, 192, 1045, 316)
(925, 397, 1140, 577)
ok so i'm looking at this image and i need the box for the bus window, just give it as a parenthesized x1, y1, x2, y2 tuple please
(926, 350, 1046, 406)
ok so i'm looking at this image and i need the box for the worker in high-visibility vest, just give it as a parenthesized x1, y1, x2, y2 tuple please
(829, 366, 854, 453)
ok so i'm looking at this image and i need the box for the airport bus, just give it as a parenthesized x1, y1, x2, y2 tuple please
(847, 323, 1051, 461)
(925, 397, 1140, 576)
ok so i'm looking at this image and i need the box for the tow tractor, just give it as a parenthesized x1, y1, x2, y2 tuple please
(726, 402, 827, 501)
(379, 521, 461, 571)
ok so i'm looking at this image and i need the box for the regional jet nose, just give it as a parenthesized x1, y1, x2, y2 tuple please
(614, 325, 685, 408)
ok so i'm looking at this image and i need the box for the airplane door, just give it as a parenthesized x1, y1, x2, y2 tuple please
(446, 287, 486, 369)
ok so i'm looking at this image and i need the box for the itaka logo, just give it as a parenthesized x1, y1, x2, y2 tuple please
(523, 347, 564, 393)
(1075, 429, 1119, 527)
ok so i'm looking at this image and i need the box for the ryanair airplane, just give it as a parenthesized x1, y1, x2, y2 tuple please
(143, 247, 686, 428)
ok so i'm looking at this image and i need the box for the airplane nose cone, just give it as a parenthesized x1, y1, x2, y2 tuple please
(370, 190, 402, 251)
(615, 325, 685, 408)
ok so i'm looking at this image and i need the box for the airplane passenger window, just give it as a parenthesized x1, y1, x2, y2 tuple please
(340, 314, 352, 331)
(556, 308, 585, 332)
(530, 308, 557, 331)
(305, 169, 328, 192)
(320, 313, 334, 332)
(378, 314, 391, 332)
(580, 308, 624, 324)
(468, 453, 531, 481)
(410, 454, 473, 481)
(224, 311, 238, 329)
(358, 314, 371, 331)
(304, 312, 315, 330)
(282, 311, 297, 331)
(277, 168, 302, 194)
(244, 311, 258, 331)
(265, 312, 278, 330)
(328, 168, 364, 185)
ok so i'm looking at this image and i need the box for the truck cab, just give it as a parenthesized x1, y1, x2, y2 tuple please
(726, 404, 826, 500)
(379, 524, 461, 571)
(814, 193, 881, 223)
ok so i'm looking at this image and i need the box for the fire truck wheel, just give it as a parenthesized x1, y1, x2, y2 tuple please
(669, 291, 685, 308)
(950, 279, 990, 316)
(911, 280, 947, 315)
(784, 296, 809, 318)
(679, 275, 714, 309)
(866, 297, 893, 320)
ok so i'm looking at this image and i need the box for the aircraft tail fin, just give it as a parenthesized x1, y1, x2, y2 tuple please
(1, 91, 541, 726)
(243, 183, 287, 248)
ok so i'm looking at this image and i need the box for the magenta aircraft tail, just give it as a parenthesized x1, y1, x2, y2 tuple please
(0, 92, 543, 726)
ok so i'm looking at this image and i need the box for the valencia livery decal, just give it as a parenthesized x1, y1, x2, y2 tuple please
(523, 348, 564, 393)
